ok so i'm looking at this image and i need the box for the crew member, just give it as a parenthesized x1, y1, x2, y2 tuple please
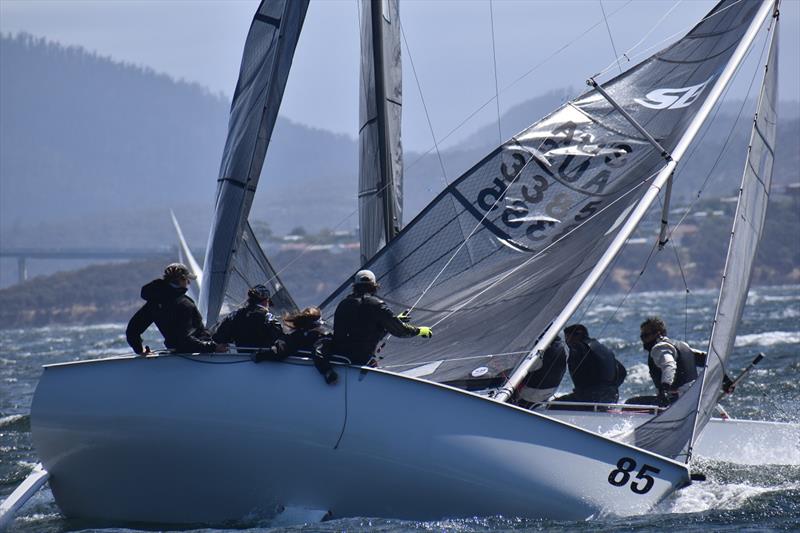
(212, 284, 283, 349)
(633, 316, 698, 407)
(557, 324, 626, 404)
(332, 269, 432, 366)
(126, 263, 227, 354)
(517, 336, 568, 407)
(254, 306, 338, 384)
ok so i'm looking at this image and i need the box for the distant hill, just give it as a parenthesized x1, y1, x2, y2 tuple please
(1, 32, 799, 288)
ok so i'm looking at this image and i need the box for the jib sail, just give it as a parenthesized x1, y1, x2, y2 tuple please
(200, 0, 307, 324)
(627, 7, 780, 461)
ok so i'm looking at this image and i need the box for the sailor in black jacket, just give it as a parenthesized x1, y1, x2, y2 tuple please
(126, 263, 227, 355)
(332, 270, 432, 366)
(212, 284, 283, 349)
(557, 324, 626, 404)
(517, 336, 568, 407)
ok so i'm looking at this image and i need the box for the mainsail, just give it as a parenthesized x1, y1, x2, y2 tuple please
(320, 0, 767, 387)
(628, 9, 780, 461)
(200, 0, 307, 324)
(358, 0, 403, 264)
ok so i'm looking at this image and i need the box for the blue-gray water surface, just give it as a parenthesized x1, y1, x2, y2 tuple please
(1, 286, 798, 532)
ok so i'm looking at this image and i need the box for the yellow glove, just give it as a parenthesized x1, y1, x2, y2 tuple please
(417, 326, 432, 338)
(397, 310, 411, 322)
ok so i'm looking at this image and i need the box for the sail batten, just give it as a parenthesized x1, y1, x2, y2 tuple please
(200, 0, 308, 325)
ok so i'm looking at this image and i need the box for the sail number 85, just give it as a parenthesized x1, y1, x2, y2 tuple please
(608, 457, 661, 494)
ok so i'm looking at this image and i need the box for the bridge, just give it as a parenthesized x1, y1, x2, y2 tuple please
(0, 247, 190, 284)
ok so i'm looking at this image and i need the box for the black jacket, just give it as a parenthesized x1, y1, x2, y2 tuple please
(332, 292, 418, 365)
(524, 336, 568, 389)
(126, 279, 215, 354)
(568, 337, 624, 391)
(212, 304, 283, 348)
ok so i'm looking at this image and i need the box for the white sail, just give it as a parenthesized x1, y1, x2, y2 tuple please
(358, 0, 403, 264)
(628, 8, 781, 461)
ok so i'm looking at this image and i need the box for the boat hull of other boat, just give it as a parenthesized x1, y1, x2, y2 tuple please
(31, 354, 690, 525)
(539, 406, 800, 465)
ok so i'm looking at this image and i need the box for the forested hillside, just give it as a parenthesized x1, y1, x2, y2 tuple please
(2, 33, 797, 250)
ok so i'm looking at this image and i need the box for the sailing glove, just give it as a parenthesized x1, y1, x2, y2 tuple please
(323, 369, 338, 385)
(657, 384, 677, 407)
(397, 310, 411, 322)
(417, 327, 433, 338)
(722, 373, 736, 394)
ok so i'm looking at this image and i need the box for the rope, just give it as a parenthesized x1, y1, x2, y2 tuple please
(424, 168, 662, 328)
(599, 0, 622, 74)
(403, 0, 633, 175)
(408, 141, 543, 312)
(400, 22, 449, 187)
(667, 26, 772, 241)
(594, 0, 747, 79)
(489, 0, 503, 143)
(594, 0, 683, 79)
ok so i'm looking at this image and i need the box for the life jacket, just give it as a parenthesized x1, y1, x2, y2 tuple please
(569, 337, 619, 390)
(648, 337, 698, 390)
(213, 304, 282, 348)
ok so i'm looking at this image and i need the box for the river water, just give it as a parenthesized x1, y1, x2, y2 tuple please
(1, 285, 798, 532)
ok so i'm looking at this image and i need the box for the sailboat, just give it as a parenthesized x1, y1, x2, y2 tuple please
(7, 0, 792, 526)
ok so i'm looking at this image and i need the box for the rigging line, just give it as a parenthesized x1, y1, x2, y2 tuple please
(489, 0, 503, 143)
(407, 144, 542, 312)
(596, 225, 661, 342)
(599, 0, 622, 74)
(399, 21, 449, 187)
(655, 191, 691, 342)
(667, 233, 691, 342)
(428, 169, 662, 329)
(594, 0, 747, 78)
(668, 26, 771, 240)
(595, 0, 683, 79)
(403, 0, 633, 175)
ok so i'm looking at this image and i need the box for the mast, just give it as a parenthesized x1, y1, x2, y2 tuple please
(359, 0, 402, 264)
(494, 0, 777, 403)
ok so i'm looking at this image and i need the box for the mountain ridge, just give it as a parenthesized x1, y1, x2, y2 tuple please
(1, 32, 798, 287)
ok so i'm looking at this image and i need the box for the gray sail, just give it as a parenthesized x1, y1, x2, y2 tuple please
(358, 0, 403, 264)
(200, 0, 308, 324)
(321, 0, 764, 386)
(627, 12, 779, 461)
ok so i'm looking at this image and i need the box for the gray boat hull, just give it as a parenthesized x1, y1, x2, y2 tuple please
(31, 354, 690, 524)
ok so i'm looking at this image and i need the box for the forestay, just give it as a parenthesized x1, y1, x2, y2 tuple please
(627, 11, 780, 461)
(321, 0, 764, 386)
(359, 0, 403, 264)
(200, 0, 307, 325)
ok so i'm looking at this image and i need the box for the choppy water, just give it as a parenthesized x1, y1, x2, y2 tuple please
(1, 286, 798, 532)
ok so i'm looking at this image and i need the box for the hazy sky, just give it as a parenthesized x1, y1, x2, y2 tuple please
(2, 0, 798, 151)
